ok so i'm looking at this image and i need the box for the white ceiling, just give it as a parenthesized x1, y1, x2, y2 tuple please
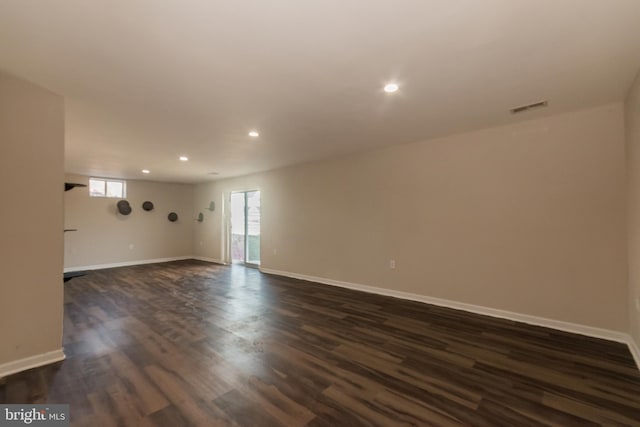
(1, 0, 640, 183)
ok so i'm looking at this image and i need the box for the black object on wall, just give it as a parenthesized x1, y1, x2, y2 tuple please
(117, 200, 132, 215)
(197, 212, 204, 222)
(142, 201, 154, 211)
(64, 182, 87, 192)
(168, 212, 178, 222)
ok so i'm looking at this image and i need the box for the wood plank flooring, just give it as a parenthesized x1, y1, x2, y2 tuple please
(1, 260, 639, 426)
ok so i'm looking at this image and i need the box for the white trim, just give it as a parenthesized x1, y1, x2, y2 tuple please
(192, 256, 227, 265)
(0, 349, 65, 379)
(629, 337, 640, 370)
(260, 268, 639, 367)
(63, 256, 193, 273)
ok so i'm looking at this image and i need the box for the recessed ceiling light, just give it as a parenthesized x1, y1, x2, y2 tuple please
(179, 156, 189, 161)
(248, 131, 259, 137)
(384, 83, 399, 93)
(141, 169, 150, 174)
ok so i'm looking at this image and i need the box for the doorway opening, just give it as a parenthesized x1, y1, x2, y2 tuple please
(230, 190, 261, 266)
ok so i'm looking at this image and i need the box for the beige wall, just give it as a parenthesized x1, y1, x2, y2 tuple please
(195, 103, 628, 331)
(0, 71, 64, 365)
(626, 71, 640, 348)
(64, 174, 194, 268)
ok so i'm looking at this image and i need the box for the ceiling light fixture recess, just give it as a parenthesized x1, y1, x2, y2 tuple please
(179, 156, 189, 161)
(141, 169, 150, 174)
(384, 83, 399, 93)
(248, 130, 259, 137)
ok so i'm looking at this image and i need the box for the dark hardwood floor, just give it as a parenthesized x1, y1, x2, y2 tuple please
(1, 260, 639, 426)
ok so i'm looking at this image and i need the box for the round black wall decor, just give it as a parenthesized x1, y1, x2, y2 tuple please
(168, 212, 178, 222)
(117, 200, 132, 215)
(142, 201, 154, 211)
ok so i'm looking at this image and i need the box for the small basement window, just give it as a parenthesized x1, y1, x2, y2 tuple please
(89, 178, 126, 198)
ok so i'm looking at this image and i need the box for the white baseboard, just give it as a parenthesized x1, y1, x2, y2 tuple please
(64, 256, 193, 272)
(260, 267, 639, 370)
(0, 349, 65, 379)
(192, 256, 227, 265)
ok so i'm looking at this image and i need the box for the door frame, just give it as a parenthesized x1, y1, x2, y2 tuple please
(227, 189, 261, 268)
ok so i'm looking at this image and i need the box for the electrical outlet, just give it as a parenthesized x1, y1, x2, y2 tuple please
(129, 244, 134, 250)
(389, 259, 396, 269)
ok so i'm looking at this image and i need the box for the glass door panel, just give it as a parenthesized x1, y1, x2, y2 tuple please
(230, 192, 246, 264)
(230, 190, 260, 266)
(246, 191, 261, 265)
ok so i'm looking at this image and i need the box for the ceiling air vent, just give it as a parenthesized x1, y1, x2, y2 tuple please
(510, 100, 548, 114)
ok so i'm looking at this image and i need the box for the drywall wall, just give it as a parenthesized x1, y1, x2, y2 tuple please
(64, 174, 194, 269)
(194, 103, 627, 332)
(0, 71, 64, 367)
(626, 71, 640, 350)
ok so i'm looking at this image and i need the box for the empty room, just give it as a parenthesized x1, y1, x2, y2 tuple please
(2, 1, 640, 425)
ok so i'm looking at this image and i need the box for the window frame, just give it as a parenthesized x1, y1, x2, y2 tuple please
(89, 177, 127, 198)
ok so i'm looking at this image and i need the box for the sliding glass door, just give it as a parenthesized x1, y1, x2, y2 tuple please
(230, 190, 261, 266)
